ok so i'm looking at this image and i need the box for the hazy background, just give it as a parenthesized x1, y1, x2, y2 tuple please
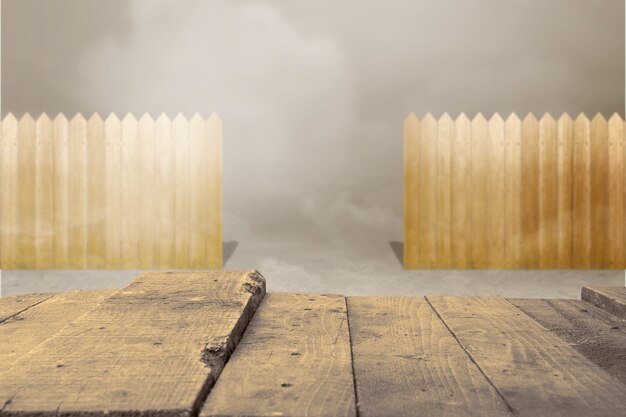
(2, 0, 625, 296)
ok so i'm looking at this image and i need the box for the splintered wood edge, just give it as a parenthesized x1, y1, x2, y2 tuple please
(0, 270, 266, 417)
(582, 287, 626, 319)
(131, 270, 268, 417)
(197, 270, 267, 374)
(201, 293, 355, 417)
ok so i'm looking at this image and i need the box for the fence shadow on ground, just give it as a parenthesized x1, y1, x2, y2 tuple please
(389, 241, 403, 267)
(223, 241, 239, 266)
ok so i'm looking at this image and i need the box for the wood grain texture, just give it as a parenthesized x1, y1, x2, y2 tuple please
(572, 114, 591, 269)
(510, 298, 626, 385)
(0, 115, 19, 267)
(206, 114, 223, 269)
(0, 289, 114, 374)
(68, 114, 87, 268)
(174, 114, 191, 268)
(35, 115, 54, 268)
(17, 114, 37, 268)
(155, 114, 176, 268)
(469, 114, 489, 268)
(138, 114, 156, 268)
(52, 114, 70, 267)
(404, 112, 625, 269)
(581, 287, 626, 319)
(0, 270, 265, 416)
(589, 114, 609, 268)
(86, 114, 106, 268)
(418, 113, 438, 268)
(201, 293, 356, 417)
(427, 296, 626, 417)
(488, 114, 506, 268)
(607, 114, 625, 268)
(436, 114, 453, 268)
(538, 114, 558, 268)
(451, 113, 470, 268)
(104, 114, 122, 268)
(121, 114, 140, 269)
(348, 296, 511, 417)
(189, 114, 208, 269)
(556, 114, 574, 268)
(0, 113, 222, 269)
(403, 114, 420, 268)
(520, 114, 540, 268)
(504, 114, 522, 268)
(0, 293, 53, 322)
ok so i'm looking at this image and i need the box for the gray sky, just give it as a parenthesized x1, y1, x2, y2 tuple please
(2, 0, 624, 246)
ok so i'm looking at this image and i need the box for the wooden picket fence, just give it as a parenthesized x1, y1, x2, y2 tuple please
(0, 113, 222, 269)
(404, 112, 626, 269)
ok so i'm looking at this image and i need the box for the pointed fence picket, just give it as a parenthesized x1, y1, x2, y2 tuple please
(0, 113, 222, 269)
(404, 112, 626, 269)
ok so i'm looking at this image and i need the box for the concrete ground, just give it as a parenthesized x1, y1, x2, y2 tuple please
(2, 239, 624, 298)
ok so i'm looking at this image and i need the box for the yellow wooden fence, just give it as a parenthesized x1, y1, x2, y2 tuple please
(404, 112, 625, 269)
(0, 113, 222, 269)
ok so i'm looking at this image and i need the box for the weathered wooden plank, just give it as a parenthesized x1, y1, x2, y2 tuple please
(0, 270, 266, 416)
(155, 114, 176, 268)
(428, 296, 626, 416)
(0, 289, 114, 374)
(0, 114, 19, 268)
(403, 114, 420, 268)
(510, 298, 626, 385)
(121, 115, 140, 269)
(174, 114, 191, 268)
(418, 113, 438, 268)
(469, 114, 489, 268)
(68, 114, 87, 268)
(206, 114, 222, 269)
(52, 114, 70, 268)
(201, 293, 356, 417)
(35, 114, 55, 268)
(17, 114, 37, 268)
(504, 114, 522, 268)
(104, 114, 122, 268)
(86, 114, 106, 268)
(520, 114, 540, 268)
(189, 114, 208, 268)
(451, 113, 470, 268)
(488, 114, 506, 268)
(607, 114, 625, 268)
(572, 114, 591, 268)
(538, 114, 558, 268)
(582, 287, 626, 319)
(138, 114, 156, 268)
(589, 114, 609, 268)
(348, 296, 511, 417)
(436, 114, 453, 268)
(0, 293, 53, 322)
(556, 114, 574, 268)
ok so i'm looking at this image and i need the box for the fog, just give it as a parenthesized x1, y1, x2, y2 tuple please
(3, 0, 624, 264)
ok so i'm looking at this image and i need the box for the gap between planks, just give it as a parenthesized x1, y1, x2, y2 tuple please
(426, 295, 626, 417)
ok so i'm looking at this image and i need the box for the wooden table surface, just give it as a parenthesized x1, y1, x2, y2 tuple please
(1, 270, 625, 417)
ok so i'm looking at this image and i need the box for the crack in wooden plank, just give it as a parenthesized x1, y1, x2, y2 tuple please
(344, 297, 361, 417)
(0, 294, 55, 325)
(190, 271, 267, 417)
(424, 296, 519, 415)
